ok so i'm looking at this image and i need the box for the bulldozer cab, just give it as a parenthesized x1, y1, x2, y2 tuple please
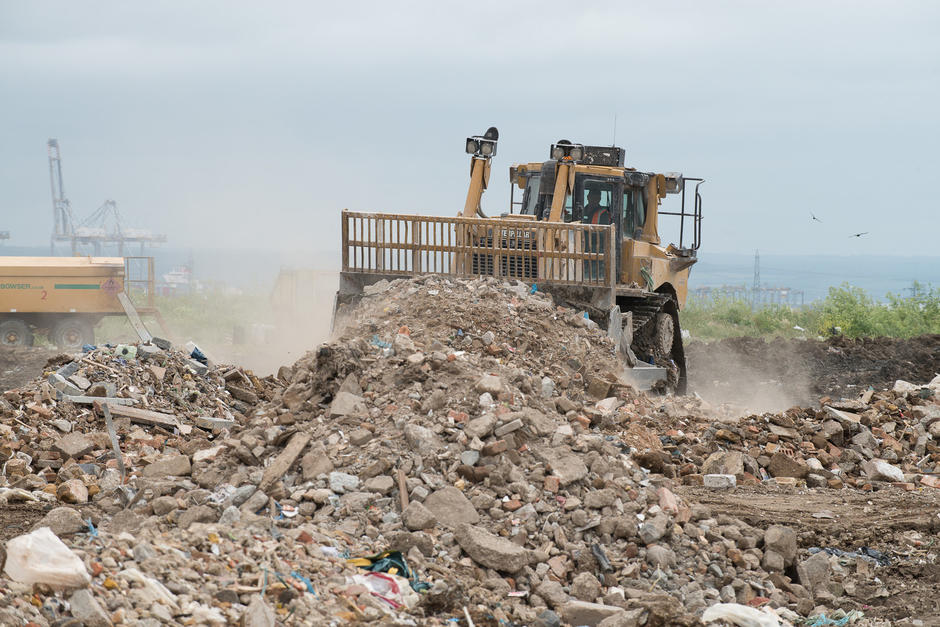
(513, 147, 702, 287)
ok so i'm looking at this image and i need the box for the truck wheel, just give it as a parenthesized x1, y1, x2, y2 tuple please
(0, 319, 33, 346)
(52, 319, 95, 350)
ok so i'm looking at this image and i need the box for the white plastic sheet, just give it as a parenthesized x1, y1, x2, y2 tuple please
(702, 603, 783, 627)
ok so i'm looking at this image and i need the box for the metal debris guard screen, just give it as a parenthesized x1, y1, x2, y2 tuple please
(341, 211, 615, 287)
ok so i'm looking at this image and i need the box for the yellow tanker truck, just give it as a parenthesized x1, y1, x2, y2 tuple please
(0, 256, 159, 349)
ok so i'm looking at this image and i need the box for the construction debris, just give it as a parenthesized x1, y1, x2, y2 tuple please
(0, 276, 937, 625)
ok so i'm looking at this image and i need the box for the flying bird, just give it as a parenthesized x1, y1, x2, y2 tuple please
(811, 213, 822, 222)
(849, 232, 868, 238)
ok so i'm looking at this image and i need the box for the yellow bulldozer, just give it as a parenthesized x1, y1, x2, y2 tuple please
(336, 127, 703, 392)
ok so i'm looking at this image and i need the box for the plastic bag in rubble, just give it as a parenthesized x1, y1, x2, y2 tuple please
(702, 602, 787, 627)
(3, 527, 91, 589)
(805, 610, 865, 627)
(347, 572, 419, 610)
(347, 550, 430, 592)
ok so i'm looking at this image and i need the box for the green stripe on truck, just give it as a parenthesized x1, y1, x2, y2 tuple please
(54, 284, 100, 290)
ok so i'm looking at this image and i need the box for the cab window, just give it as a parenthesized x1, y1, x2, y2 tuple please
(540, 192, 574, 222)
(581, 179, 614, 225)
(521, 175, 541, 216)
(622, 188, 646, 236)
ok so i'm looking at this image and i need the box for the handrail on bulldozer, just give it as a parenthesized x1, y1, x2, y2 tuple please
(341, 210, 616, 290)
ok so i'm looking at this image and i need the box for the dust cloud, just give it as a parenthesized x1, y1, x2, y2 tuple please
(209, 270, 339, 376)
(687, 351, 813, 416)
(686, 339, 816, 414)
(91, 270, 340, 378)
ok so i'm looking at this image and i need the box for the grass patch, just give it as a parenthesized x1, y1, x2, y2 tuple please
(683, 282, 939, 342)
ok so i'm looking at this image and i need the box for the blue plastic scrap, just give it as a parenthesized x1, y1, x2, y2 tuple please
(805, 610, 864, 626)
(290, 571, 317, 596)
(370, 335, 391, 349)
(529, 284, 538, 294)
(190, 346, 208, 365)
(85, 518, 98, 538)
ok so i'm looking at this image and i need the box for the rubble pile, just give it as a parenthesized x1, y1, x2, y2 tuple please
(676, 378, 940, 491)
(0, 342, 276, 506)
(0, 275, 936, 626)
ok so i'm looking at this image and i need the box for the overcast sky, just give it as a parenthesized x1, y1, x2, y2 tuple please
(1, 1, 938, 257)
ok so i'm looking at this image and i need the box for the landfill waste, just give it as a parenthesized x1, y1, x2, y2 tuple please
(805, 609, 865, 626)
(346, 571, 421, 610)
(115, 344, 137, 360)
(701, 602, 786, 626)
(0, 276, 936, 625)
(348, 549, 431, 592)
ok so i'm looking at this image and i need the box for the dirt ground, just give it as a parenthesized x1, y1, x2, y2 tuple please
(687, 334, 940, 411)
(678, 484, 940, 623)
(0, 502, 46, 547)
(0, 346, 63, 392)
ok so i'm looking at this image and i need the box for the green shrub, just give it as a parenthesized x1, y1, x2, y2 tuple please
(683, 282, 938, 342)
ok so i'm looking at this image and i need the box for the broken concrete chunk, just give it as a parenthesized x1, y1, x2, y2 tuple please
(537, 447, 589, 486)
(67, 375, 91, 391)
(328, 391, 365, 417)
(494, 418, 524, 437)
(226, 384, 259, 404)
(797, 551, 832, 599)
(402, 501, 438, 530)
(86, 381, 117, 398)
(703, 474, 736, 489)
(455, 523, 528, 573)
(34, 507, 86, 536)
(142, 454, 192, 478)
(638, 513, 670, 545)
(465, 414, 497, 439)
(559, 600, 625, 627)
(328, 471, 360, 494)
(475, 374, 503, 395)
(702, 451, 745, 476)
(68, 588, 111, 627)
(763, 525, 798, 566)
(53, 433, 94, 459)
(403, 423, 443, 455)
(423, 486, 479, 527)
(768, 451, 808, 479)
(56, 479, 88, 504)
(259, 432, 310, 492)
(862, 459, 905, 483)
(301, 445, 334, 480)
